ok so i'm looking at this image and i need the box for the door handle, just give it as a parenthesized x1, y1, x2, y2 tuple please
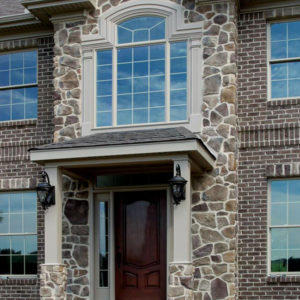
(116, 251, 122, 269)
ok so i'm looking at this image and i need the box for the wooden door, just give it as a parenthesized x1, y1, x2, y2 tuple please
(114, 190, 166, 300)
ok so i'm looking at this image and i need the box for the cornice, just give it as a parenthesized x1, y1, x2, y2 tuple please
(240, 0, 300, 13)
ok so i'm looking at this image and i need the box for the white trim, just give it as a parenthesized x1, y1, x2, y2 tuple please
(81, 0, 203, 135)
(240, 0, 300, 13)
(267, 19, 300, 101)
(30, 139, 215, 170)
(268, 178, 300, 275)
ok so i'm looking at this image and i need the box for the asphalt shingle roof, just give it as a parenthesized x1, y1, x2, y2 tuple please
(30, 127, 213, 157)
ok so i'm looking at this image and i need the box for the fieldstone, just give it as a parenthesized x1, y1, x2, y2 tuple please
(169, 264, 178, 274)
(192, 192, 200, 204)
(211, 278, 228, 300)
(68, 31, 81, 44)
(222, 226, 235, 238)
(203, 95, 218, 108)
(71, 225, 89, 235)
(193, 175, 215, 191)
(78, 181, 89, 190)
(221, 85, 236, 103)
(69, 285, 80, 295)
(57, 104, 72, 116)
(216, 124, 230, 138)
(200, 228, 224, 243)
(60, 71, 79, 90)
(203, 185, 228, 202)
(73, 276, 89, 285)
(40, 287, 52, 297)
(215, 3, 227, 13)
(193, 244, 213, 258)
(204, 74, 221, 95)
(60, 126, 76, 139)
(63, 45, 81, 58)
(60, 56, 80, 69)
(203, 36, 218, 47)
(206, 52, 228, 67)
(207, 137, 223, 152)
(199, 279, 210, 291)
(223, 22, 235, 33)
(203, 47, 216, 59)
(182, 0, 195, 9)
(210, 111, 222, 125)
(58, 29, 68, 47)
(222, 64, 237, 75)
(217, 217, 229, 228)
(70, 89, 81, 99)
(228, 153, 237, 171)
(62, 221, 70, 235)
(196, 5, 212, 14)
(212, 263, 227, 276)
(223, 251, 235, 263)
(204, 25, 220, 35)
(74, 269, 88, 277)
(68, 100, 81, 114)
(226, 200, 237, 211)
(203, 127, 218, 136)
(168, 286, 184, 297)
(194, 213, 216, 228)
(81, 287, 89, 296)
(64, 199, 89, 225)
(180, 276, 193, 289)
(222, 273, 234, 282)
(204, 66, 219, 77)
(224, 138, 235, 152)
(201, 266, 213, 275)
(192, 203, 209, 212)
(54, 45, 62, 56)
(194, 257, 210, 266)
(192, 235, 201, 249)
(204, 293, 211, 300)
(195, 292, 202, 300)
(215, 103, 229, 116)
(219, 31, 228, 44)
(65, 116, 79, 125)
(73, 245, 88, 267)
(75, 191, 89, 199)
(213, 14, 227, 25)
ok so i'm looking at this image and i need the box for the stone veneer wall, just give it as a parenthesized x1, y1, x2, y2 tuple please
(51, 0, 238, 299)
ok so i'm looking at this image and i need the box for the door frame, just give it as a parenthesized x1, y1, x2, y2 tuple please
(91, 185, 173, 300)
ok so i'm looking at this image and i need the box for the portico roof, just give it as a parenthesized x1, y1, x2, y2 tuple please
(29, 127, 215, 171)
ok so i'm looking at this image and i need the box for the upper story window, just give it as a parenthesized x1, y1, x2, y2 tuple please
(0, 192, 37, 275)
(96, 16, 187, 127)
(270, 179, 300, 273)
(270, 20, 300, 99)
(0, 50, 37, 122)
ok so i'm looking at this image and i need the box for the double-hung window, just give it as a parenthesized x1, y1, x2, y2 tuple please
(0, 192, 37, 275)
(269, 20, 300, 99)
(0, 50, 37, 121)
(270, 179, 300, 273)
(96, 16, 187, 127)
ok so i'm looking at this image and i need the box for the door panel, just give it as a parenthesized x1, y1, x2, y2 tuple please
(115, 190, 166, 300)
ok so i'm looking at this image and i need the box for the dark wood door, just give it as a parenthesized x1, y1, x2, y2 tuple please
(115, 190, 166, 300)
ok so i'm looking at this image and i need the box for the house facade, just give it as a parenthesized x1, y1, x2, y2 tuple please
(0, 0, 298, 299)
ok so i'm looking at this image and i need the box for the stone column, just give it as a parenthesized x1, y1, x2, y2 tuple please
(40, 264, 67, 300)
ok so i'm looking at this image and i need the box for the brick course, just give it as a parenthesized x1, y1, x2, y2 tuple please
(0, 36, 54, 299)
(238, 7, 300, 300)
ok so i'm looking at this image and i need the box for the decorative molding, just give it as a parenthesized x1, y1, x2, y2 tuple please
(0, 178, 37, 190)
(266, 163, 300, 178)
(240, 0, 300, 13)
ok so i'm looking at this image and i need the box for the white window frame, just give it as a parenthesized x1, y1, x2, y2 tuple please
(81, 0, 203, 135)
(268, 178, 300, 275)
(0, 191, 38, 278)
(267, 19, 300, 101)
(0, 48, 38, 122)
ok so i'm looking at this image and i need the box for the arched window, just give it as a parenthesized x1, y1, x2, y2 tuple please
(82, 0, 202, 134)
(96, 16, 187, 127)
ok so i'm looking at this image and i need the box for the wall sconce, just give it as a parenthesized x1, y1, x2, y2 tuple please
(36, 171, 55, 210)
(169, 164, 187, 205)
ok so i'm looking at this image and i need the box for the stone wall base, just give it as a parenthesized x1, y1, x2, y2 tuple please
(169, 263, 194, 300)
(40, 264, 67, 300)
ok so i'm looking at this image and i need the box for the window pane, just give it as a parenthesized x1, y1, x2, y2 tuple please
(271, 203, 286, 226)
(0, 214, 9, 233)
(150, 60, 164, 75)
(117, 110, 132, 125)
(97, 65, 112, 81)
(25, 102, 37, 119)
(150, 44, 165, 60)
(170, 105, 187, 121)
(96, 112, 112, 127)
(25, 255, 37, 274)
(97, 50, 112, 65)
(0, 54, 9, 70)
(10, 214, 22, 233)
(12, 255, 24, 274)
(171, 74, 187, 90)
(118, 94, 132, 110)
(12, 88, 24, 104)
(0, 70, 9, 87)
(133, 93, 148, 108)
(118, 17, 165, 44)
(271, 63, 287, 80)
(288, 40, 300, 58)
(288, 228, 300, 249)
(0, 256, 10, 274)
(171, 89, 187, 106)
(24, 213, 36, 233)
(150, 92, 164, 107)
(118, 63, 132, 79)
(271, 23, 287, 42)
(97, 96, 112, 112)
(118, 79, 132, 94)
(289, 180, 300, 202)
(271, 250, 287, 272)
(289, 79, 300, 98)
(0, 194, 9, 213)
(134, 62, 148, 77)
(25, 87, 38, 103)
(288, 250, 300, 272)
(271, 228, 287, 250)
(24, 67, 37, 84)
(11, 236, 24, 255)
(134, 46, 148, 61)
(150, 107, 164, 123)
(11, 69, 23, 85)
(24, 51, 37, 68)
(171, 41, 187, 57)
(134, 77, 148, 93)
(97, 81, 112, 97)
(133, 109, 148, 124)
(11, 53, 23, 69)
(271, 80, 287, 98)
(0, 90, 10, 105)
(150, 76, 164, 91)
(288, 203, 300, 225)
(100, 271, 108, 287)
(118, 48, 132, 63)
(10, 193, 22, 213)
(0, 105, 10, 121)
(0, 236, 10, 254)
(12, 104, 25, 120)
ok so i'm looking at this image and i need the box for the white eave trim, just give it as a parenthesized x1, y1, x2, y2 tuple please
(240, 0, 300, 13)
(30, 139, 215, 170)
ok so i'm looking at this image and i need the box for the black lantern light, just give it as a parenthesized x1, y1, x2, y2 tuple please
(36, 171, 55, 210)
(169, 164, 187, 205)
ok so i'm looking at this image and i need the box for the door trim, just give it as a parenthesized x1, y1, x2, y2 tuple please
(92, 186, 172, 300)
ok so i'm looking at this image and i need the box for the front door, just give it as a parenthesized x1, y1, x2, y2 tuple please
(114, 190, 166, 300)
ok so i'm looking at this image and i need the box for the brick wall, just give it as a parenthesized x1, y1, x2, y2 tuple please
(237, 7, 300, 300)
(0, 0, 24, 17)
(0, 36, 54, 299)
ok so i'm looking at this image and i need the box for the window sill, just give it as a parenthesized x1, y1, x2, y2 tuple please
(267, 98, 300, 107)
(0, 119, 37, 128)
(266, 275, 300, 283)
(0, 276, 37, 285)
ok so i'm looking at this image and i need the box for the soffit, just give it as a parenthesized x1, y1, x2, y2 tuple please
(21, 0, 96, 23)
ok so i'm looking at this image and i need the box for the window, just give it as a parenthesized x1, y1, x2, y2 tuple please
(0, 192, 37, 275)
(96, 16, 187, 127)
(270, 20, 300, 99)
(0, 50, 37, 121)
(270, 179, 300, 273)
